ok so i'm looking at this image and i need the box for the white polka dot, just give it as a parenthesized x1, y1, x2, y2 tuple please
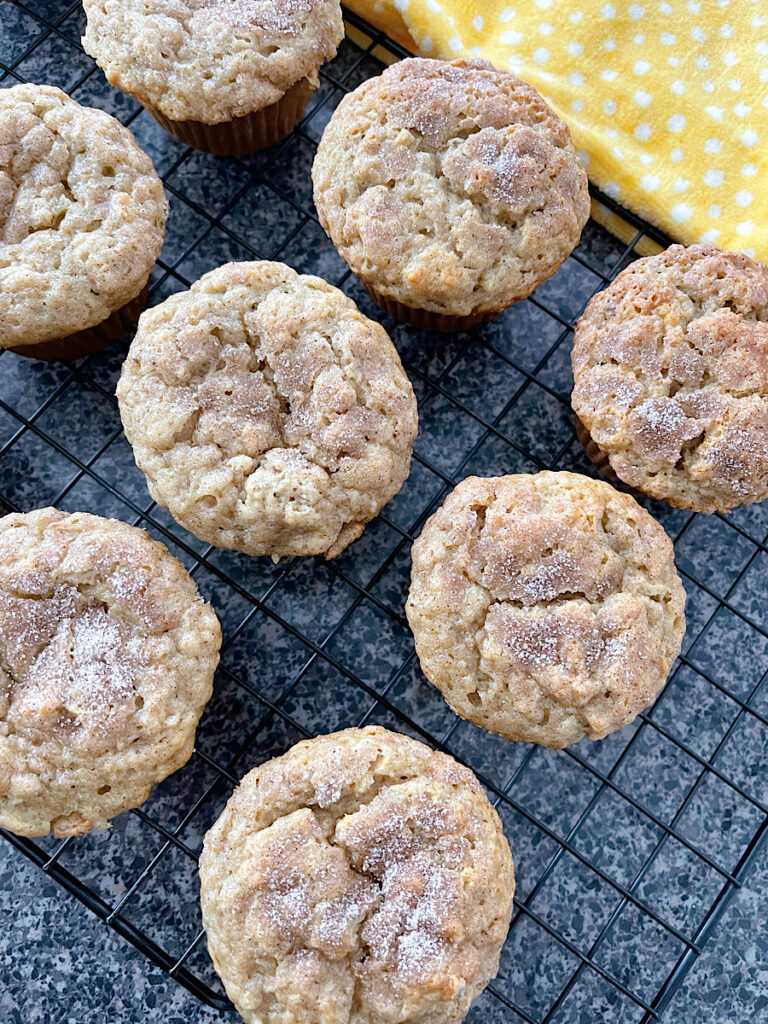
(734, 102, 751, 116)
(741, 129, 759, 146)
(744, 249, 756, 258)
(670, 148, 683, 163)
(704, 138, 722, 153)
(472, 14, 484, 30)
(737, 221, 756, 235)
(752, 15, 765, 26)
(668, 56, 680, 66)
(641, 175, 660, 191)
(575, 149, 590, 166)
(634, 90, 652, 106)
(507, 54, 522, 70)
(569, 11, 583, 23)
(629, 3, 645, 17)
(702, 80, 715, 93)
(763, 95, 768, 109)
(539, 22, 554, 34)
(603, 37, 616, 50)
(707, 205, 721, 218)
(700, 229, 720, 243)
(570, 71, 585, 86)
(687, 0, 700, 9)
(603, 99, 617, 114)
(720, 23, 734, 36)
(756, 41, 768, 55)
(729, 78, 742, 91)
(673, 177, 690, 192)
(571, 99, 584, 113)
(601, 69, 618, 81)
(696, 55, 709, 69)
(600, 2, 615, 14)
(705, 106, 723, 120)
(500, 30, 524, 44)
(667, 114, 686, 131)
(534, 47, 550, 63)
(536, 0, 553, 7)
(499, 7, 516, 21)
(639, 152, 653, 164)
(691, 26, 706, 41)
(723, 51, 739, 66)
(604, 182, 621, 199)
(736, 190, 754, 207)
(633, 33, 645, 43)
(634, 60, 651, 74)
(635, 123, 652, 140)
(742, 163, 757, 176)
(567, 41, 584, 55)
(660, 32, 675, 44)
(426, 0, 441, 10)
(393, 0, 409, 8)
(671, 203, 693, 223)
(421, 35, 434, 51)
(671, 80, 685, 95)
(470, 46, 482, 56)
(612, 145, 625, 160)
(703, 169, 725, 187)
(659, 1, 672, 12)
(761, 69, 768, 82)
(448, 36, 463, 51)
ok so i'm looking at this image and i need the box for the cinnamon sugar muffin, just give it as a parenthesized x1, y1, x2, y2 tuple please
(0, 508, 221, 837)
(406, 472, 685, 748)
(572, 244, 768, 513)
(0, 84, 167, 360)
(117, 261, 418, 560)
(312, 58, 590, 331)
(82, 0, 344, 154)
(199, 726, 515, 1024)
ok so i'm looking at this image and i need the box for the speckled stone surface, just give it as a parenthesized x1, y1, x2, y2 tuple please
(2, 4, 767, 1023)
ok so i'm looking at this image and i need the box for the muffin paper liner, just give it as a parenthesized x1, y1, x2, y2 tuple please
(8, 284, 149, 362)
(144, 78, 314, 156)
(363, 283, 502, 333)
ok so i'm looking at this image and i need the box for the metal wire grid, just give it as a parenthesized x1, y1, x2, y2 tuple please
(1, 3, 767, 1021)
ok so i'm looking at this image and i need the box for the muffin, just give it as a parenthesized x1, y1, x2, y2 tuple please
(572, 244, 768, 513)
(406, 472, 685, 748)
(312, 58, 590, 332)
(82, 0, 344, 155)
(199, 726, 515, 1024)
(0, 508, 221, 837)
(117, 261, 418, 560)
(0, 84, 167, 360)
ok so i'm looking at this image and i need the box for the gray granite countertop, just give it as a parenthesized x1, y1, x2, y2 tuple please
(2, 3, 768, 1022)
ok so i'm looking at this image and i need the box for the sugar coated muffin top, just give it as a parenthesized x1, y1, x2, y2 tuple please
(312, 58, 590, 318)
(0, 508, 221, 837)
(407, 472, 685, 748)
(572, 244, 768, 512)
(82, 0, 344, 124)
(200, 726, 515, 1024)
(0, 84, 167, 348)
(117, 261, 418, 559)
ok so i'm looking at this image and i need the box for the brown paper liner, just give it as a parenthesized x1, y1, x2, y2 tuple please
(574, 416, 622, 485)
(363, 284, 502, 333)
(144, 78, 314, 155)
(8, 285, 149, 362)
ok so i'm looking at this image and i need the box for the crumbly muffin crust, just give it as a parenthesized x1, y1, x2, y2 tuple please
(82, 0, 344, 125)
(0, 84, 167, 349)
(312, 58, 589, 318)
(0, 508, 221, 837)
(572, 244, 768, 513)
(406, 473, 685, 748)
(117, 261, 418, 559)
(200, 726, 514, 1024)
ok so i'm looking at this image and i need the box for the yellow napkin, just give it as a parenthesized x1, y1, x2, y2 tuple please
(346, 0, 768, 262)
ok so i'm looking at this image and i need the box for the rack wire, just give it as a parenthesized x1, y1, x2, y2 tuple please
(2, 4, 767, 1022)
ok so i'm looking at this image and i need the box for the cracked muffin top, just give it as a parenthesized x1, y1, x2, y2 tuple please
(406, 472, 685, 748)
(572, 244, 768, 513)
(0, 508, 221, 837)
(117, 261, 418, 560)
(200, 726, 515, 1024)
(82, 0, 344, 124)
(312, 58, 590, 318)
(0, 84, 167, 349)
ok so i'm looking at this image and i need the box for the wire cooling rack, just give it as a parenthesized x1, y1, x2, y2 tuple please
(2, 4, 768, 1022)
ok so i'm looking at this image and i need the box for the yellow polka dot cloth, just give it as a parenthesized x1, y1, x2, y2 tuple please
(347, 0, 768, 261)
